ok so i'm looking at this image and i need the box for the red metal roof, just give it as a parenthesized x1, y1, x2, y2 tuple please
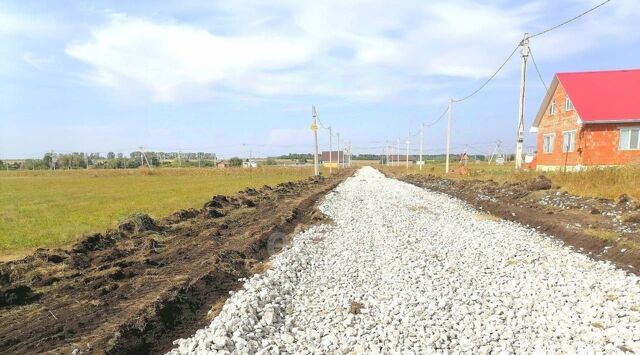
(557, 69, 640, 123)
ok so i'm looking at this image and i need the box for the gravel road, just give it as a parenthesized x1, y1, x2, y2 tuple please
(170, 167, 640, 354)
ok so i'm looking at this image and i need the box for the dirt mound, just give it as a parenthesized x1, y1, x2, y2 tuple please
(0, 170, 352, 354)
(0, 286, 39, 308)
(117, 213, 163, 234)
(523, 175, 552, 191)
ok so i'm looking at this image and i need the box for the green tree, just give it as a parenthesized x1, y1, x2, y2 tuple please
(229, 157, 243, 167)
(107, 152, 115, 159)
(264, 158, 277, 166)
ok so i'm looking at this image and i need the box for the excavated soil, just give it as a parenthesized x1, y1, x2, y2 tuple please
(0, 171, 351, 354)
(395, 173, 640, 275)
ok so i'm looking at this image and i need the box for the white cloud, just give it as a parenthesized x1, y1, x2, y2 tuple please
(66, 14, 313, 102)
(0, 5, 63, 38)
(64, 0, 640, 104)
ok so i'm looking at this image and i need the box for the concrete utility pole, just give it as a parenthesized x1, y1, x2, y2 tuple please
(328, 126, 333, 175)
(445, 98, 452, 174)
(419, 123, 424, 171)
(311, 105, 319, 176)
(396, 138, 400, 167)
(516, 33, 530, 170)
(336, 132, 341, 169)
(405, 135, 410, 170)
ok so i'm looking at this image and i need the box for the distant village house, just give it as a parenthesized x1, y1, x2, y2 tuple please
(530, 69, 640, 171)
(320, 151, 346, 168)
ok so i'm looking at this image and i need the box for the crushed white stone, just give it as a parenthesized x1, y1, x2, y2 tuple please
(169, 167, 640, 354)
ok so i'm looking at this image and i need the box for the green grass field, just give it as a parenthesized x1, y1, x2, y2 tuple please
(0, 167, 316, 256)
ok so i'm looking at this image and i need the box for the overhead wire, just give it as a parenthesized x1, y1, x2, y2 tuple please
(529, 0, 612, 39)
(451, 43, 520, 103)
(424, 106, 450, 127)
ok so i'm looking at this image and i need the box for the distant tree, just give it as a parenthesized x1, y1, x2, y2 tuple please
(43, 153, 52, 168)
(229, 157, 243, 167)
(150, 156, 160, 167)
(107, 152, 115, 159)
(264, 158, 277, 166)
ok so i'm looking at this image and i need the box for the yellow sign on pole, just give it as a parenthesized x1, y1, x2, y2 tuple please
(310, 123, 318, 132)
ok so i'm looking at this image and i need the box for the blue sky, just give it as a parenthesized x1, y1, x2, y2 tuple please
(1, 0, 639, 159)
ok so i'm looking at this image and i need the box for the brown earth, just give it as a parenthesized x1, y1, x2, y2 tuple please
(0, 171, 351, 354)
(392, 172, 640, 276)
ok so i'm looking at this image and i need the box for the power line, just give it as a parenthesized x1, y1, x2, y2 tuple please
(529, 0, 612, 39)
(452, 43, 520, 103)
(425, 106, 450, 127)
(529, 46, 549, 93)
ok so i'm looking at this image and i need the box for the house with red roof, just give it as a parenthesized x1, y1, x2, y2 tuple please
(530, 69, 640, 171)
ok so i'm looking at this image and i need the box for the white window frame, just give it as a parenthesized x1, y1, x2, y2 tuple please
(548, 101, 556, 115)
(565, 96, 574, 111)
(562, 130, 576, 153)
(619, 127, 640, 151)
(542, 133, 555, 154)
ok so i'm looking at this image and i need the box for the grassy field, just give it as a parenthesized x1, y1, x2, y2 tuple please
(384, 161, 640, 201)
(0, 167, 319, 256)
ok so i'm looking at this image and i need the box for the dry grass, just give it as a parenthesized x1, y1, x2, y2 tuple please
(384, 162, 640, 201)
(583, 228, 619, 242)
(0, 167, 319, 255)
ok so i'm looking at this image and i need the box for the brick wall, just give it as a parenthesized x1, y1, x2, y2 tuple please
(581, 123, 640, 165)
(535, 82, 640, 168)
(535, 82, 581, 167)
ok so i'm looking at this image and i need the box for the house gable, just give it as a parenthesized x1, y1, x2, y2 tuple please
(534, 81, 580, 134)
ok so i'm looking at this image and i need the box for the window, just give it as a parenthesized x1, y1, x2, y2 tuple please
(620, 128, 640, 150)
(565, 96, 574, 111)
(543, 134, 554, 153)
(562, 131, 576, 152)
(548, 101, 556, 115)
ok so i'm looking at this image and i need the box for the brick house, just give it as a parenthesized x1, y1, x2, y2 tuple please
(320, 151, 345, 168)
(530, 69, 640, 171)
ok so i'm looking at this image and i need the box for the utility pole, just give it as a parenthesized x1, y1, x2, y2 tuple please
(178, 150, 182, 168)
(386, 144, 390, 166)
(311, 105, 319, 176)
(336, 132, 341, 169)
(419, 123, 424, 171)
(198, 152, 201, 168)
(328, 126, 333, 175)
(396, 138, 400, 167)
(445, 98, 452, 174)
(516, 33, 530, 170)
(405, 135, 410, 170)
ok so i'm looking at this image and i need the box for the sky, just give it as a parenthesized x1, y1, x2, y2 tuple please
(1, 0, 639, 159)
